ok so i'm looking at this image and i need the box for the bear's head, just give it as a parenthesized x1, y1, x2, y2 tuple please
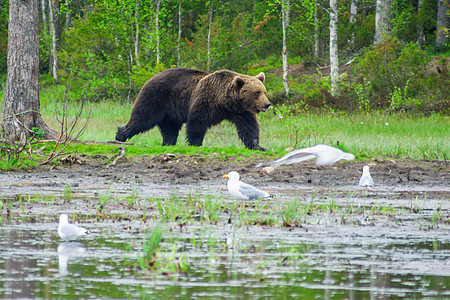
(232, 72, 270, 114)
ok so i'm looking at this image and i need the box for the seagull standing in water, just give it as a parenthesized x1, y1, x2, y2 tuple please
(257, 144, 355, 167)
(58, 214, 88, 241)
(359, 165, 374, 188)
(223, 171, 272, 200)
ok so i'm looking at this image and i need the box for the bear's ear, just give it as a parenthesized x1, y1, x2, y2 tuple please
(255, 72, 265, 83)
(232, 76, 245, 90)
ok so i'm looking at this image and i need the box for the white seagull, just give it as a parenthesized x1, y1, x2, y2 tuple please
(58, 214, 88, 241)
(257, 144, 355, 167)
(223, 171, 271, 200)
(359, 165, 374, 188)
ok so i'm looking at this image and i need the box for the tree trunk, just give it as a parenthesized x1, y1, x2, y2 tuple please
(348, 0, 358, 51)
(361, 0, 366, 19)
(436, 0, 449, 47)
(155, 0, 161, 64)
(48, 0, 59, 80)
(135, 0, 140, 67)
(41, 0, 48, 30)
(329, 0, 340, 96)
(207, 0, 213, 72)
(314, 0, 319, 58)
(374, 0, 391, 45)
(2, 0, 57, 142)
(281, 0, 289, 96)
(177, 0, 182, 68)
(417, 0, 425, 46)
(65, 0, 72, 28)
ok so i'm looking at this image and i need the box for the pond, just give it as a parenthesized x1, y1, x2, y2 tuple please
(0, 157, 449, 298)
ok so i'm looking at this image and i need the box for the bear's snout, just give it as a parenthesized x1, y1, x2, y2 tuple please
(259, 102, 271, 112)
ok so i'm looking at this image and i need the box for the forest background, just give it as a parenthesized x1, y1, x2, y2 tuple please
(0, 0, 449, 113)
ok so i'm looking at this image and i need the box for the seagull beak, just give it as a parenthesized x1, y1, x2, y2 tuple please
(223, 174, 229, 178)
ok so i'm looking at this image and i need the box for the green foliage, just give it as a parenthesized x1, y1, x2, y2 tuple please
(38, 24, 52, 75)
(391, 0, 417, 42)
(64, 183, 72, 203)
(1, 0, 448, 109)
(354, 13, 376, 49)
(389, 80, 416, 110)
(140, 225, 163, 270)
(0, 74, 5, 91)
(31, 127, 45, 139)
(0, 0, 8, 75)
(279, 197, 304, 227)
(131, 63, 166, 90)
(0, 144, 37, 170)
(272, 102, 324, 148)
(354, 82, 372, 113)
(354, 38, 431, 108)
(58, 2, 138, 101)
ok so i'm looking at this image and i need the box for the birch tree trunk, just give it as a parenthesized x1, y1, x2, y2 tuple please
(348, 0, 358, 51)
(436, 0, 449, 47)
(329, 0, 340, 96)
(48, 0, 59, 80)
(281, 0, 289, 96)
(135, 0, 140, 67)
(417, 0, 425, 46)
(41, 0, 47, 30)
(374, 0, 391, 45)
(155, 0, 161, 64)
(207, 0, 213, 72)
(177, 0, 182, 67)
(3, 0, 57, 142)
(65, 0, 72, 28)
(314, 0, 319, 58)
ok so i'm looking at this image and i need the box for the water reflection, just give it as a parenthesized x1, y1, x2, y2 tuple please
(3, 229, 36, 299)
(0, 212, 448, 299)
(57, 242, 87, 276)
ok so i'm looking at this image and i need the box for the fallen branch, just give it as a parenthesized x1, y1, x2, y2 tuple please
(29, 139, 59, 144)
(81, 140, 134, 145)
(107, 147, 127, 167)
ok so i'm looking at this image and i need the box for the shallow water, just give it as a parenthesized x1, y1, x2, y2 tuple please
(0, 161, 449, 299)
(1, 194, 449, 299)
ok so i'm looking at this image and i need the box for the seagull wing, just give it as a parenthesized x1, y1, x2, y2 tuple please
(238, 182, 270, 200)
(60, 224, 87, 240)
(359, 175, 374, 187)
(269, 149, 317, 167)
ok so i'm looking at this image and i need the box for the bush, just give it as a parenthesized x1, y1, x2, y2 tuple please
(353, 38, 431, 108)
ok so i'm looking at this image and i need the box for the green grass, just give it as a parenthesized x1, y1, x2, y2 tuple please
(1, 86, 449, 161)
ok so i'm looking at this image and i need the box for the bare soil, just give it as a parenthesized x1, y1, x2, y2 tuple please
(2, 153, 448, 207)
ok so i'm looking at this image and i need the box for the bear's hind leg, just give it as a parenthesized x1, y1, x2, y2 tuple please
(186, 120, 208, 147)
(158, 120, 182, 146)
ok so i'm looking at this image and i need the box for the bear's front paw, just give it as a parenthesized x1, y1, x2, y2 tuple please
(249, 145, 268, 152)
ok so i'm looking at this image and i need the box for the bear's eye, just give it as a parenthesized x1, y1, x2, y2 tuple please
(255, 91, 261, 97)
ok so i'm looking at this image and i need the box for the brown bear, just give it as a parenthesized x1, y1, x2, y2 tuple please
(116, 68, 270, 150)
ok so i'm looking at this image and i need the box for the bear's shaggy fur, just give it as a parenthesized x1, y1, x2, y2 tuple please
(116, 68, 270, 150)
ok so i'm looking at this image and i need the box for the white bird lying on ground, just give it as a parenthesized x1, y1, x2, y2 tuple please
(257, 144, 355, 167)
(223, 171, 272, 200)
(58, 214, 88, 241)
(359, 165, 374, 188)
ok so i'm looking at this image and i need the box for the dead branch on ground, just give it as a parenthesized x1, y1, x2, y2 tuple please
(107, 147, 127, 167)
